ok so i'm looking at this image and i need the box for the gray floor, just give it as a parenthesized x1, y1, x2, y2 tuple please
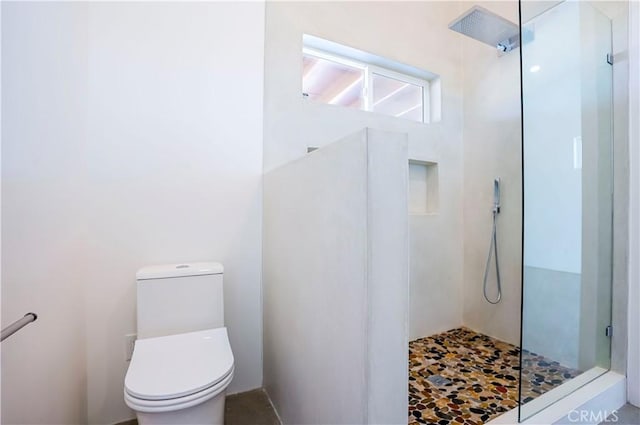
(225, 388, 280, 425)
(119, 393, 636, 425)
(600, 404, 640, 425)
(120, 388, 280, 425)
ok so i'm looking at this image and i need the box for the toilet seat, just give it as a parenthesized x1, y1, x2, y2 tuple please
(124, 366, 234, 413)
(124, 327, 234, 412)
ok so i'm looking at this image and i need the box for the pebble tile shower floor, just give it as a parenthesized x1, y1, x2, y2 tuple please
(409, 327, 580, 425)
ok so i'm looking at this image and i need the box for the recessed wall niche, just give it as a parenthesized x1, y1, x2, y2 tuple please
(408, 160, 439, 214)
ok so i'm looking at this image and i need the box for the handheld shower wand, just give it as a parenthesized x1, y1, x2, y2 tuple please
(483, 178, 502, 304)
(493, 178, 501, 213)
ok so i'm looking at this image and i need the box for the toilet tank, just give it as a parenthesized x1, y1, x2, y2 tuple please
(136, 262, 224, 339)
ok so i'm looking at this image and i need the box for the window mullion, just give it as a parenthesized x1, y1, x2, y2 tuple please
(364, 67, 372, 111)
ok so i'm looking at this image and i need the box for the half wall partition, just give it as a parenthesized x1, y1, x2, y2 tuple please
(263, 128, 409, 424)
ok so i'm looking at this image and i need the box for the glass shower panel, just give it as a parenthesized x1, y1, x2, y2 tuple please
(519, 0, 613, 420)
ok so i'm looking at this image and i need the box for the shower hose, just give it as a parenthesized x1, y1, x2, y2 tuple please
(482, 208, 502, 304)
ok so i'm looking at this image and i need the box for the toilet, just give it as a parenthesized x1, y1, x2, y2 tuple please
(124, 262, 234, 425)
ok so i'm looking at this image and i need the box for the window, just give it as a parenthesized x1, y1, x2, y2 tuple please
(302, 49, 365, 109)
(371, 72, 424, 122)
(302, 35, 440, 123)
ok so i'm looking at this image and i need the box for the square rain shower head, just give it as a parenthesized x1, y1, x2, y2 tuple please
(449, 6, 520, 52)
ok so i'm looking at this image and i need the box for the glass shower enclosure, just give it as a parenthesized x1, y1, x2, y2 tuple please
(519, 0, 614, 420)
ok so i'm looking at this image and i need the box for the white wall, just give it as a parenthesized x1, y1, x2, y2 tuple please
(263, 132, 367, 424)
(2, 2, 265, 424)
(2, 4, 89, 424)
(461, 1, 522, 346)
(263, 1, 466, 343)
(0, 1, 3, 415)
(85, 4, 265, 422)
(263, 129, 408, 424)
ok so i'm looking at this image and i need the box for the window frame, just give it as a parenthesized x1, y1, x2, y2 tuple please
(302, 47, 431, 123)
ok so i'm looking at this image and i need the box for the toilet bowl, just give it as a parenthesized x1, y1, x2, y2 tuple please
(125, 327, 234, 425)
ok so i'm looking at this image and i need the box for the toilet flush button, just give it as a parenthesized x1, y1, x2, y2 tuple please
(176, 264, 190, 269)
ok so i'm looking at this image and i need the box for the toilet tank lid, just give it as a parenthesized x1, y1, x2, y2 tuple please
(136, 262, 223, 280)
